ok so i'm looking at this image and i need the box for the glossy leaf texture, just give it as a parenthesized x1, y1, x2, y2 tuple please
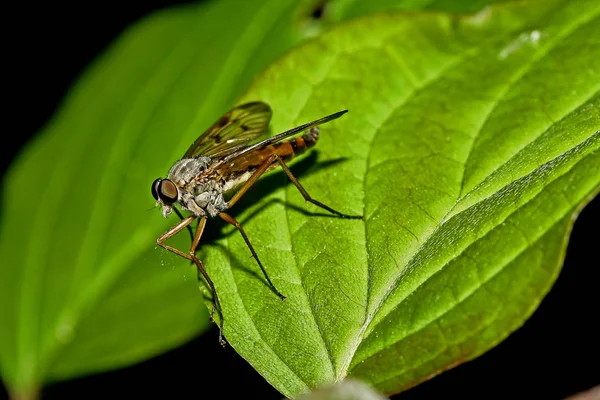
(197, 0, 599, 397)
(0, 0, 346, 396)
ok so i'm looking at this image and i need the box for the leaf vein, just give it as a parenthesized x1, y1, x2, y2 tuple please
(354, 134, 597, 366)
(357, 201, 578, 374)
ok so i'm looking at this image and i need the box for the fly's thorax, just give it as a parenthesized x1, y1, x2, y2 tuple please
(189, 181, 218, 207)
(178, 178, 229, 218)
(167, 156, 212, 185)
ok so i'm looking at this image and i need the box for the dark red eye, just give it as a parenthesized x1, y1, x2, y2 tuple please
(151, 178, 178, 204)
(159, 179, 178, 203)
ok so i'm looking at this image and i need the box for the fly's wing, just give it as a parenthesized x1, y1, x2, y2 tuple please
(183, 102, 272, 159)
(212, 109, 348, 169)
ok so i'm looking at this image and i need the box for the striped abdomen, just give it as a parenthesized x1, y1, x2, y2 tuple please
(274, 126, 320, 162)
(219, 127, 320, 176)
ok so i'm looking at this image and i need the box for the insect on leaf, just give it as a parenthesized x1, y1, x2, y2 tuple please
(195, 0, 600, 397)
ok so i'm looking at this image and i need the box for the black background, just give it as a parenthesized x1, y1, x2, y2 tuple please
(2, 1, 598, 399)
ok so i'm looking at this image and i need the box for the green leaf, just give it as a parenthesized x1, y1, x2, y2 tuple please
(2, 0, 597, 397)
(0, 0, 336, 396)
(195, 0, 599, 397)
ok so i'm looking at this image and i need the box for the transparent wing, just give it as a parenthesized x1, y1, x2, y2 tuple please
(212, 109, 348, 168)
(183, 102, 272, 159)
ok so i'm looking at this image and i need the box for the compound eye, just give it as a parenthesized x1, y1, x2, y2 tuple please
(151, 178, 161, 200)
(159, 179, 179, 204)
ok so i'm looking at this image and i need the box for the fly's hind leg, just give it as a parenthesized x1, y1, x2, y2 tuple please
(227, 153, 363, 219)
(272, 155, 363, 220)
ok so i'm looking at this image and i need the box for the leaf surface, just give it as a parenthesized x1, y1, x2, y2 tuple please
(198, 0, 599, 396)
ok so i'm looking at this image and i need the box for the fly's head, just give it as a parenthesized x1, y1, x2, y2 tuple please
(151, 178, 179, 218)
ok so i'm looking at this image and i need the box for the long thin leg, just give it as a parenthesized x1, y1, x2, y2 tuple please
(274, 155, 363, 219)
(227, 153, 362, 220)
(157, 215, 226, 346)
(189, 217, 226, 345)
(156, 215, 197, 260)
(172, 206, 194, 243)
(219, 212, 286, 301)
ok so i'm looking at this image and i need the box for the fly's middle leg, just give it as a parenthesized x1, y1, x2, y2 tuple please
(219, 212, 286, 301)
(222, 152, 363, 301)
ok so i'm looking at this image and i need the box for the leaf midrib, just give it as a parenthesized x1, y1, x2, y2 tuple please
(256, 12, 480, 383)
(335, 19, 485, 381)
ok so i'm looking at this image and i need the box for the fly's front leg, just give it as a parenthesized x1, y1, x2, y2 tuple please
(156, 215, 197, 259)
(172, 206, 195, 243)
(157, 215, 226, 347)
(189, 217, 224, 329)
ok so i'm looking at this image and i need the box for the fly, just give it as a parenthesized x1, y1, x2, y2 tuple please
(151, 102, 362, 346)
